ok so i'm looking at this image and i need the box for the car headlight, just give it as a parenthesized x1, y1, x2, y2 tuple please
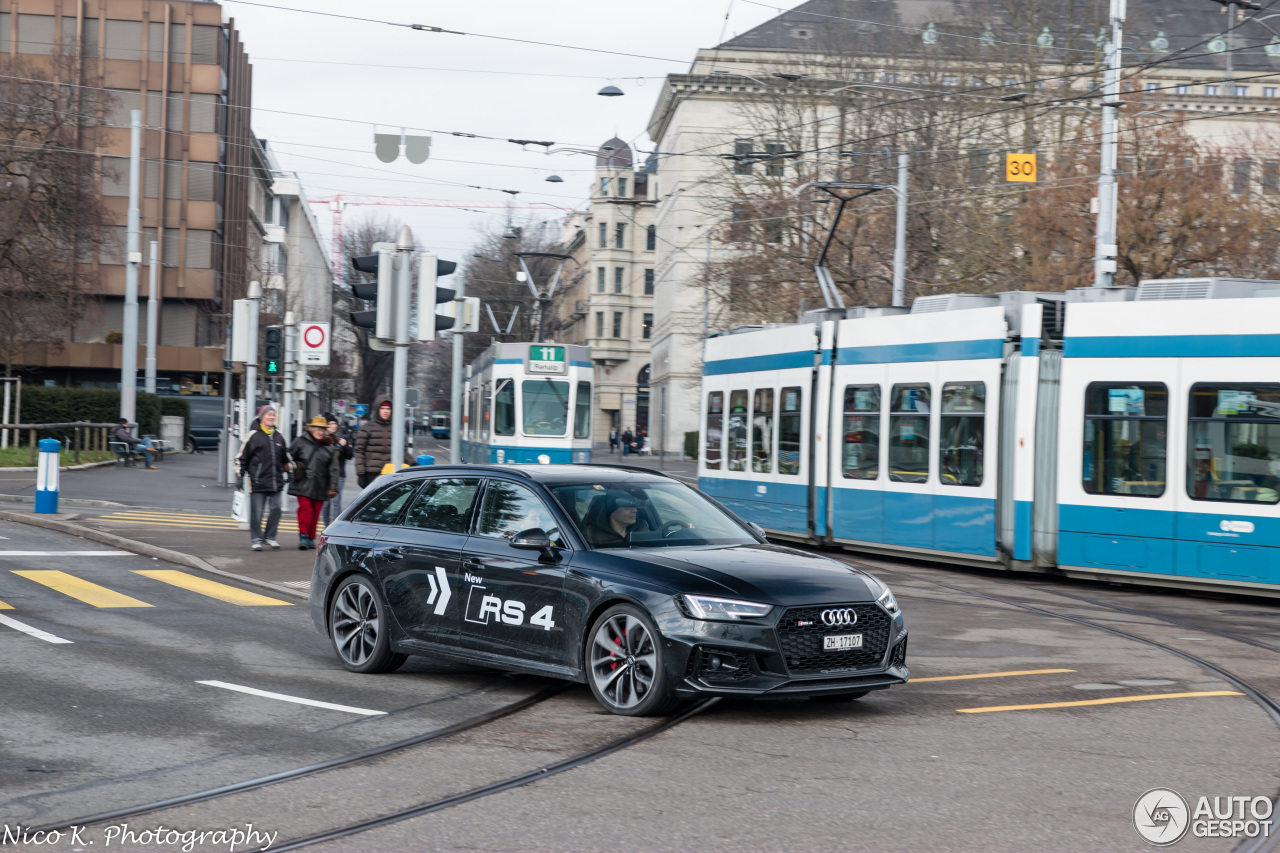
(877, 587, 900, 615)
(681, 594, 773, 621)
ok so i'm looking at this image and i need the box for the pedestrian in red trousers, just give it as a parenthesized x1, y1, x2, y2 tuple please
(288, 415, 340, 550)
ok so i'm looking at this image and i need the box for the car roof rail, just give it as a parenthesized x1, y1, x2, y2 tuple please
(578, 463, 680, 480)
(398, 463, 534, 479)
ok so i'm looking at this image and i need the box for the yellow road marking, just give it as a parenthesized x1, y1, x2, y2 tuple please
(0, 599, 11, 609)
(913, 668, 1076, 683)
(12, 571, 152, 608)
(958, 691, 1243, 714)
(133, 570, 292, 606)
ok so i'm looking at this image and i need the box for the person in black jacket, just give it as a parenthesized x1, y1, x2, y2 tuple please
(322, 412, 354, 526)
(234, 406, 289, 551)
(289, 415, 341, 550)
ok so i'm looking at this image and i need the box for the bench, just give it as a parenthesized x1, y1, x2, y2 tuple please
(110, 441, 139, 467)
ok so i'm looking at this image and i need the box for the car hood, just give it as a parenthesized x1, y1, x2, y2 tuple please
(602, 543, 882, 606)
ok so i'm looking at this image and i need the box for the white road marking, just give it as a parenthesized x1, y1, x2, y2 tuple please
(0, 613, 73, 644)
(0, 551, 134, 556)
(196, 680, 386, 716)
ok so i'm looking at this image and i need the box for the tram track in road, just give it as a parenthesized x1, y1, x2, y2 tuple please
(845, 557, 1280, 853)
(26, 683, 569, 837)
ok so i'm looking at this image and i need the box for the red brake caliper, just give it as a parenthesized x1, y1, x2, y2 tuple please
(611, 635, 623, 670)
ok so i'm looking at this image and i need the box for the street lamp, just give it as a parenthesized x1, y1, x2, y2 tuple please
(598, 85, 624, 97)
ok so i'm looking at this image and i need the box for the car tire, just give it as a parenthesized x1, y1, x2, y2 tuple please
(809, 691, 870, 702)
(184, 438, 195, 453)
(329, 574, 406, 674)
(585, 603, 679, 717)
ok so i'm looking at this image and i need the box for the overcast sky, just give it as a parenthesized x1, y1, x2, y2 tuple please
(221, 0, 780, 274)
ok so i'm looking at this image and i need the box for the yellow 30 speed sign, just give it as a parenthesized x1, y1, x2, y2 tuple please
(1006, 153, 1036, 182)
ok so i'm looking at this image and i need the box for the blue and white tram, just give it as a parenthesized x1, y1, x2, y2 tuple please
(698, 279, 1280, 596)
(461, 342, 594, 465)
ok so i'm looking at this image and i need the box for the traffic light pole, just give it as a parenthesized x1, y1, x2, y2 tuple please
(281, 311, 296, 443)
(240, 281, 261, 479)
(390, 226, 414, 472)
(450, 278, 465, 464)
(120, 109, 142, 426)
(145, 240, 159, 395)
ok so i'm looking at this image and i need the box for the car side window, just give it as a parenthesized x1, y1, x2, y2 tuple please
(352, 480, 420, 524)
(403, 478, 482, 533)
(476, 480, 561, 544)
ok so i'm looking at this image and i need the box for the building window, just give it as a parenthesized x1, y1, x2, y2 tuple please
(17, 14, 55, 55)
(643, 313, 653, 340)
(595, 312, 604, 337)
(729, 204, 749, 242)
(1145, 82, 1160, 92)
(1082, 383, 1168, 497)
(968, 149, 990, 186)
(1187, 384, 1280, 504)
(705, 392, 723, 469)
(764, 218, 783, 244)
(1233, 160, 1253, 194)
(612, 311, 623, 338)
(939, 383, 985, 487)
(104, 19, 142, 60)
(943, 75, 959, 86)
(765, 141, 785, 177)
(644, 269, 654, 294)
(1175, 84, 1190, 95)
(1263, 161, 1279, 194)
(1235, 86, 1249, 97)
(614, 267, 624, 293)
(727, 390, 748, 470)
(889, 384, 930, 483)
(842, 385, 880, 480)
(614, 223, 626, 249)
(594, 267, 604, 293)
(601, 177, 610, 196)
(883, 72, 898, 83)
(646, 224, 656, 251)
(733, 139, 753, 175)
(1205, 85, 1220, 96)
(617, 177, 627, 197)
(1266, 87, 1279, 98)
(598, 222, 608, 248)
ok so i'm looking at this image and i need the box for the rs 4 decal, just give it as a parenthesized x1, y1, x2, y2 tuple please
(464, 586, 556, 631)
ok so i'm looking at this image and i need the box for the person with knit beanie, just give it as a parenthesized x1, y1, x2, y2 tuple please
(234, 405, 289, 550)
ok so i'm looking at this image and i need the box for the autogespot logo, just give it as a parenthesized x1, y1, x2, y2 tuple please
(1134, 788, 1190, 846)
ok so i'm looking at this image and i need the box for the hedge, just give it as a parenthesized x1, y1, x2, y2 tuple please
(18, 388, 189, 439)
(684, 430, 699, 460)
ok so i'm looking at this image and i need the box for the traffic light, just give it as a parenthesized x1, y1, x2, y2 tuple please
(349, 242, 396, 339)
(417, 252, 459, 341)
(263, 326, 282, 374)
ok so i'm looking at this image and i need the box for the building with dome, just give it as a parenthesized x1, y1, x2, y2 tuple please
(553, 138, 658, 445)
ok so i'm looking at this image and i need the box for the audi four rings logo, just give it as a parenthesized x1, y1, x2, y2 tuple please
(821, 608, 858, 626)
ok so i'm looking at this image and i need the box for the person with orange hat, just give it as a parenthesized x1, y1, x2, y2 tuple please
(288, 415, 340, 550)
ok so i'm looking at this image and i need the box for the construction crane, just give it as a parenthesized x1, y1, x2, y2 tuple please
(307, 194, 570, 289)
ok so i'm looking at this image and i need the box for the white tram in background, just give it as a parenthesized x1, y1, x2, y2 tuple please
(699, 278, 1280, 596)
(462, 342, 594, 465)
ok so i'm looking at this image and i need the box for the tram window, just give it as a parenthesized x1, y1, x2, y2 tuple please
(842, 384, 880, 480)
(493, 379, 515, 437)
(939, 383, 985, 487)
(889, 384, 930, 484)
(779, 386, 802, 475)
(1187, 383, 1280, 504)
(1082, 383, 1167, 497)
(574, 381, 592, 439)
(727, 390, 749, 471)
(706, 392, 723, 469)
(482, 385, 493, 440)
(751, 389, 774, 473)
(522, 379, 569, 436)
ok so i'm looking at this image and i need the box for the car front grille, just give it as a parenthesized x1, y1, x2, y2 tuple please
(775, 604, 892, 676)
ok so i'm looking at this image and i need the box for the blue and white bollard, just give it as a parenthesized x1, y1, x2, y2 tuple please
(415, 454, 435, 466)
(35, 438, 60, 514)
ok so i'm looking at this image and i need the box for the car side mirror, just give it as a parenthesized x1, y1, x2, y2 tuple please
(511, 527, 559, 560)
(747, 522, 767, 542)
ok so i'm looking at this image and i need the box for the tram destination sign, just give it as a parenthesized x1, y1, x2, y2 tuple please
(528, 345, 567, 375)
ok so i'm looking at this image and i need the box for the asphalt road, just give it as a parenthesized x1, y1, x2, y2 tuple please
(2, 519, 1279, 852)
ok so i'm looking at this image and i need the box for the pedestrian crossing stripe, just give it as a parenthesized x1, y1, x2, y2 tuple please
(13, 570, 153, 608)
(0, 599, 11, 609)
(133, 570, 292, 606)
(95, 511, 325, 532)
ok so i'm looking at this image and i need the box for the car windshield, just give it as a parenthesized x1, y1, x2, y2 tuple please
(549, 480, 757, 550)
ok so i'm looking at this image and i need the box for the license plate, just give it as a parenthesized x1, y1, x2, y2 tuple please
(823, 634, 863, 651)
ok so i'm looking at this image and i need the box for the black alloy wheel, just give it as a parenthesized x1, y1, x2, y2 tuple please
(329, 575, 406, 674)
(586, 604, 679, 717)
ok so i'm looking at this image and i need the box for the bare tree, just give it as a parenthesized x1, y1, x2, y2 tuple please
(0, 53, 108, 375)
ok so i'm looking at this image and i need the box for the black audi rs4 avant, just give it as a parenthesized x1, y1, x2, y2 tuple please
(309, 464, 909, 716)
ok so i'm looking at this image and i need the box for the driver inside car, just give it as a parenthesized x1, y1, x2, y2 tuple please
(583, 490, 649, 547)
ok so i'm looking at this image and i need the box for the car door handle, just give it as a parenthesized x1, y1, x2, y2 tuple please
(381, 546, 405, 560)
(462, 557, 485, 570)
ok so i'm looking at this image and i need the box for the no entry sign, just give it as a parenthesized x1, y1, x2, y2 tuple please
(299, 322, 331, 365)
